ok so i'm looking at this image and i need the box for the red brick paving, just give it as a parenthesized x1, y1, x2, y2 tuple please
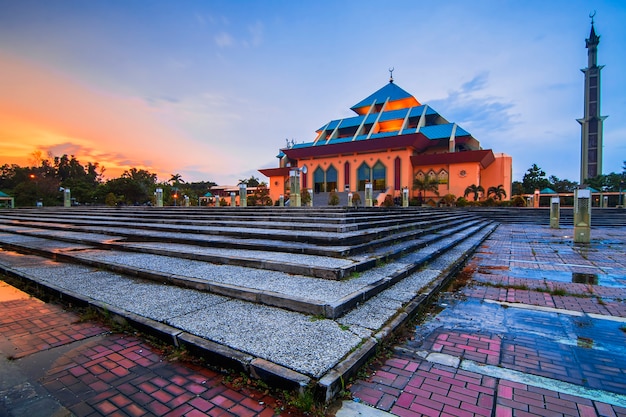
(0, 283, 295, 416)
(350, 225, 626, 416)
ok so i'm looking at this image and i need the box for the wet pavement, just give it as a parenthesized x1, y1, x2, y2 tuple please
(0, 281, 298, 417)
(348, 224, 626, 416)
(1, 223, 625, 417)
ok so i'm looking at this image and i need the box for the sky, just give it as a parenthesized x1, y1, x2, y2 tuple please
(1, 0, 624, 186)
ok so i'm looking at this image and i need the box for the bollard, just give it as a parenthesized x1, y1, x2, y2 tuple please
(155, 188, 163, 207)
(402, 187, 409, 207)
(279, 194, 284, 207)
(63, 188, 71, 208)
(289, 169, 301, 207)
(239, 183, 247, 207)
(365, 183, 373, 207)
(348, 192, 353, 207)
(230, 192, 236, 207)
(550, 197, 560, 229)
(574, 189, 591, 243)
(308, 189, 313, 207)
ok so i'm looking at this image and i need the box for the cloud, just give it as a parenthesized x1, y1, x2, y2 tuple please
(214, 32, 234, 48)
(0, 51, 200, 180)
(247, 21, 264, 47)
(429, 71, 518, 135)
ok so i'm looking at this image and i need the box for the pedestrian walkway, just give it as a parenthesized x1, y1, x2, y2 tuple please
(0, 281, 298, 416)
(1, 219, 625, 416)
(348, 224, 626, 417)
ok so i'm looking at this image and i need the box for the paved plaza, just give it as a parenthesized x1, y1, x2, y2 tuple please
(347, 223, 626, 417)
(0, 209, 625, 416)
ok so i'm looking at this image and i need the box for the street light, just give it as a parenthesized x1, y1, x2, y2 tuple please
(619, 180, 624, 208)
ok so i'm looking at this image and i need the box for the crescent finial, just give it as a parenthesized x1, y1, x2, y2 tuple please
(589, 10, 596, 24)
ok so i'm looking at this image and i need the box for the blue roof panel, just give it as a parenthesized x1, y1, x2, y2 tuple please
(351, 82, 415, 110)
(378, 108, 408, 122)
(420, 124, 471, 140)
(327, 137, 354, 145)
(409, 105, 439, 118)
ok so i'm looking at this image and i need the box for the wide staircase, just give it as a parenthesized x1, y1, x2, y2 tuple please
(0, 206, 495, 400)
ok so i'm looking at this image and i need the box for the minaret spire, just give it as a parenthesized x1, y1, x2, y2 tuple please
(389, 67, 394, 83)
(577, 13, 607, 183)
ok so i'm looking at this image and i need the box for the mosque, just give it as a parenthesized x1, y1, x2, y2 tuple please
(259, 72, 512, 206)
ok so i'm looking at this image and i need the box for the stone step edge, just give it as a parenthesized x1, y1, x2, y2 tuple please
(1, 211, 472, 248)
(0, 223, 499, 403)
(315, 222, 499, 402)
(0, 215, 480, 279)
(0, 265, 312, 394)
(2, 210, 456, 232)
(0, 221, 491, 319)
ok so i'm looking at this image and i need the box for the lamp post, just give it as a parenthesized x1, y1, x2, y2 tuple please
(619, 180, 624, 208)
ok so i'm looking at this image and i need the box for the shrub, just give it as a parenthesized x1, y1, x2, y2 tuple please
(351, 192, 361, 206)
(105, 192, 118, 206)
(328, 191, 339, 206)
(383, 195, 394, 207)
(301, 189, 311, 206)
(456, 197, 469, 207)
(512, 196, 526, 207)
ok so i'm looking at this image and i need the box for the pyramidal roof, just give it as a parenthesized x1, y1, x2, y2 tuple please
(350, 81, 420, 113)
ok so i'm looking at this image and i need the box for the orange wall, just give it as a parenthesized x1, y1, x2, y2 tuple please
(481, 153, 512, 200)
(296, 148, 416, 196)
(262, 151, 512, 204)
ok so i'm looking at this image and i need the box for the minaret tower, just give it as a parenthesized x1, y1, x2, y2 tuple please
(577, 13, 607, 183)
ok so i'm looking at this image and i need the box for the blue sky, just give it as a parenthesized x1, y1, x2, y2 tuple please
(1, 0, 624, 185)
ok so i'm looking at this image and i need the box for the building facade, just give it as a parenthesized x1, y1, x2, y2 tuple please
(259, 77, 512, 205)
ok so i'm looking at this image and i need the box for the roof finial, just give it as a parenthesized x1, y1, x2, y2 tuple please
(389, 67, 394, 83)
(589, 10, 596, 24)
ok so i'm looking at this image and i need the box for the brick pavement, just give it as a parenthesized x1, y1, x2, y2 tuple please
(349, 225, 626, 417)
(0, 283, 297, 417)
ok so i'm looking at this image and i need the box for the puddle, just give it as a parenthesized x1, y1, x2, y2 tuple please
(0, 281, 31, 302)
(577, 337, 594, 349)
(505, 267, 624, 288)
(572, 272, 598, 285)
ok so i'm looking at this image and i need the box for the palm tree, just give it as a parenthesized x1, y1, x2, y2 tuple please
(487, 184, 507, 201)
(169, 173, 185, 187)
(413, 175, 440, 204)
(464, 184, 484, 201)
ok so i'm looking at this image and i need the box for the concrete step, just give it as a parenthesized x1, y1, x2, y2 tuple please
(0, 206, 499, 401)
(0, 219, 494, 317)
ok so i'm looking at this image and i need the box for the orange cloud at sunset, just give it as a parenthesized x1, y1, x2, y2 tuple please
(0, 51, 197, 180)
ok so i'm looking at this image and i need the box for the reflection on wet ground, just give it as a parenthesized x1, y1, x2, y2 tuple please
(350, 224, 626, 415)
(478, 265, 625, 288)
(0, 280, 30, 302)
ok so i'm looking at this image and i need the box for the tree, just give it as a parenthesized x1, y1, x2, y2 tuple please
(522, 164, 550, 193)
(238, 176, 260, 187)
(511, 181, 524, 196)
(464, 184, 485, 201)
(487, 184, 507, 201)
(104, 168, 158, 205)
(412, 175, 439, 204)
(549, 176, 578, 193)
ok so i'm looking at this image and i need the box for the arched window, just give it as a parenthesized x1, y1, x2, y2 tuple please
(357, 163, 371, 191)
(415, 171, 425, 181)
(313, 167, 325, 193)
(326, 165, 338, 192)
(372, 161, 386, 191)
(438, 169, 449, 184)
(427, 170, 437, 181)
(394, 157, 401, 190)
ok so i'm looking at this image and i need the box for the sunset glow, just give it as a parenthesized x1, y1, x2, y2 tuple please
(1, 1, 624, 184)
